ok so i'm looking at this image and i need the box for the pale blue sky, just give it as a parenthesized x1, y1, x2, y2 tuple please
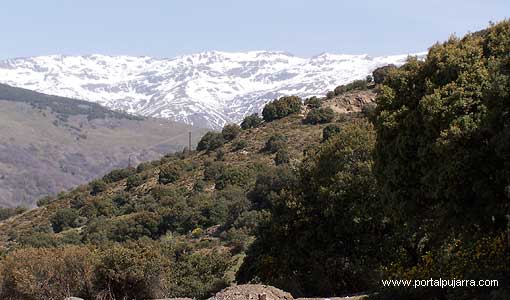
(1, 0, 508, 59)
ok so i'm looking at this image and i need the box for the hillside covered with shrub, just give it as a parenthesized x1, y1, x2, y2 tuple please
(0, 84, 207, 208)
(0, 20, 509, 300)
(0, 83, 362, 299)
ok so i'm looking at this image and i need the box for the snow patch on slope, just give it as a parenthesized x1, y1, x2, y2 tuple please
(0, 51, 424, 128)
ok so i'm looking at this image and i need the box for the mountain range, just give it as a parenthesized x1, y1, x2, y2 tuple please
(0, 51, 421, 128)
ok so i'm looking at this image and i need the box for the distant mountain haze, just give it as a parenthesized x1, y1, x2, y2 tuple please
(0, 84, 207, 207)
(0, 51, 423, 129)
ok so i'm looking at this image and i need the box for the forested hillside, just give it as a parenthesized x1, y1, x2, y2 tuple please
(0, 21, 508, 300)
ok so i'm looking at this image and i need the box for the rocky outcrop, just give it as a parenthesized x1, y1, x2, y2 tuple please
(207, 284, 293, 300)
(323, 90, 376, 114)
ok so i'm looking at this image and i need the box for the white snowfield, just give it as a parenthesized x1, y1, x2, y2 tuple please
(0, 51, 424, 129)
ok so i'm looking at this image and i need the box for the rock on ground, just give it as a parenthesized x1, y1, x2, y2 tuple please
(208, 284, 294, 300)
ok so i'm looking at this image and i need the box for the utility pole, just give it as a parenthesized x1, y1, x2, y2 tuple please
(128, 154, 133, 168)
(188, 132, 192, 152)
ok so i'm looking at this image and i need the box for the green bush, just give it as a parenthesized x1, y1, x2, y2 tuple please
(326, 91, 335, 99)
(262, 96, 302, 122)
(372, 64, 397, 84)
(126, 174, 145, 190)
(303, 107, 335, 124)
(0, 207, 27, 221)
(18, 231, 59, 248)
(204, 161, 225, 181)
(103, 167, 136, 183)
(165, 251, 231, 299)
(89, 179, 107, 196)
(322, 124, 342, 141)
(221, 124, 241, 141)
(372, 21, 510, 299)
(304, 96, 322, 109)
(193, 180, 207, 192)
(361, 102, 376, 120)
(333, 79, 369, 95)
(264, 134, 288, 153)
(112, 192, 130, 207)
(233, 139, 248, 151)
(274, 148, 290, 165)
(0, 247, 96, 300)
(197, 131, 225, 152)
(95, 243, 168, 300)
(238, 120, 381, 295)
(50, 208, 79, 233)
(36, 195, 56, 207)
(241, 113, 263, 129)
(215, 148, 226, 161)
(247, 166, 298, 210)
(158, 164, 181, 185)
(214, 166, 251, 190)
(136, 161, 153, 173)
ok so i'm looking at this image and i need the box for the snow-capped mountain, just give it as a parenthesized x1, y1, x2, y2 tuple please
(0, 51, 421, 128)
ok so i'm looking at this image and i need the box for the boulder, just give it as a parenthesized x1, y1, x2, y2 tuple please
(208, 284, 294, 300)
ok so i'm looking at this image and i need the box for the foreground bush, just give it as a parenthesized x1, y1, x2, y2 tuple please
(0, 244, 234, 300)
(1, 246, 96, 300)
(95, 242, 169, 300)
(373, 21, 510, 299)
(164, 251, 232, 299)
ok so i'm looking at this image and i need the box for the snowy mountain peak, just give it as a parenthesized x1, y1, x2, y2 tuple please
(0, 51, 423, 128)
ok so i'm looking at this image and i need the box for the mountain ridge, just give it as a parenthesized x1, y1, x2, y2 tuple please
(0, 51, 424, 128)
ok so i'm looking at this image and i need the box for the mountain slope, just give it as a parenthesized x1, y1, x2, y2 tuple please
(0, 84, 377, 299)
(0, 51, 420, 128)
(0, 84, 207, 207)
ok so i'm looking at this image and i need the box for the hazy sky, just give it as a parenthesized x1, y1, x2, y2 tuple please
(1, 0, 508, 59)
